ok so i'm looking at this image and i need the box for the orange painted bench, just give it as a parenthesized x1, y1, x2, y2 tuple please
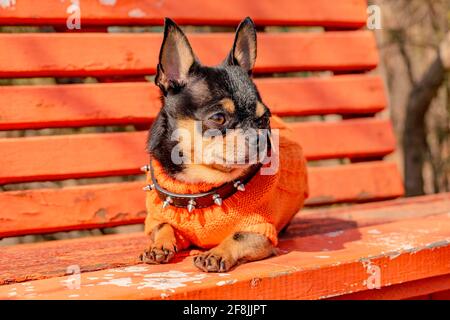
(0, 0, 449, 300)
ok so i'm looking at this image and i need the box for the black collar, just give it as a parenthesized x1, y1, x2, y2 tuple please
(142, 161, 262, 212)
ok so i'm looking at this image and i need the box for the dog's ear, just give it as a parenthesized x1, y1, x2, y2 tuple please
(155, 18, 197, 94)
(224, 17, 257, 75)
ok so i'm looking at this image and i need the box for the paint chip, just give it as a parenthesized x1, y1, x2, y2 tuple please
(98, 277, 133, 287)
(114, 266, 149, 273)
(216, 279, 237, 286)
(128, 8, 146, 18)
(99, 0, 117, 6)
(138, 270, 207, 290)
(325, 230, 344, 238)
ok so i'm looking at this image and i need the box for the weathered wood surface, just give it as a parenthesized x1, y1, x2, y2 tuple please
(1, 193, 448, 287)
(0, 0, 368, 28)
(0, 75, 386, 130)
(0, 31, 378, 78)
(1, 210, 448, 299)
(0, 161, 404, 238)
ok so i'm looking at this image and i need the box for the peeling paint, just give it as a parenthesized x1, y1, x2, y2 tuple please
(114, 266, 149, 273)
(216, 279, 237, 286)
(388, 251, 401, 260)
(325, 230, 344, 238)
(137, 271, 207, 290)
(99, 0, 117, 6)
(425, 239, 450, 250)
(98, 277, 133, 287)
(128, 8, 146, 18)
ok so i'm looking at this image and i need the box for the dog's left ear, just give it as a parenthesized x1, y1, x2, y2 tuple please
(224, 17, 257, 75)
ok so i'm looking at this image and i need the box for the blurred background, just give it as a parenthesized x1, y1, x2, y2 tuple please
(0, 0, 449, 244)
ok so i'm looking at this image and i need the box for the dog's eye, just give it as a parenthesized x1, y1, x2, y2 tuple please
(209, 112, 226, 125)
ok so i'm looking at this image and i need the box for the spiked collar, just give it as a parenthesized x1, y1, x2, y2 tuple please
(142, 161, 263, 212)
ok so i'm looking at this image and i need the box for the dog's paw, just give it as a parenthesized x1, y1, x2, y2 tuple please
(193, 248, 236, 272)
(140, 242, 177, 264)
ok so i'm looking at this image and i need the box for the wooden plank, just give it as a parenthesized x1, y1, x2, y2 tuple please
(329, 274, 450, 300)
(1, 213, 449, 299)
(307, 162, 404, 205)
(291, 119, 395, 161)
(0, 119, 396, 184)
(0, 0, 368, 28)
(431, 289, 450, 300)
(0, 162, 404, 238)
(0, 75, 387, 130)
(1, 193, 448, 285)
(288, 192, 450, 238)
(0, 31, 378, 78)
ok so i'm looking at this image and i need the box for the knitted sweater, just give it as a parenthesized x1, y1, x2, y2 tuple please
(145, 116, 309, 249)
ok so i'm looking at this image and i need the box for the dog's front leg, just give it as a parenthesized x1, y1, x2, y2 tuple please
(140, 223, 178, 264)
(194, 232, 275, 272)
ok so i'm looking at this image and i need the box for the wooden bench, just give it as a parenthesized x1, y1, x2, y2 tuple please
(0, 0, 449, 300)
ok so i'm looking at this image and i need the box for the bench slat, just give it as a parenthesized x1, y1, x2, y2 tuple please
(0, 0, 368, 28)
(0, 161, 403, 238)
(332, 275, 450, 300)
(0, 31, 378, 78)
(0, 119, 396, 184)
(2, 193, 448, 285)
(1, 212, 448, 299)
(0, 75, 386, 130)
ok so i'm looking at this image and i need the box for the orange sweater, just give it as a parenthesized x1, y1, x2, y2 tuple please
(145, 116, 309, 249)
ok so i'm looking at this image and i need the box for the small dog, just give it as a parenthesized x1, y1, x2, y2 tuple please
(141, 17, 308, 272)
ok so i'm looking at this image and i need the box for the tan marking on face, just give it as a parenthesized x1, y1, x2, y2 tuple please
(220, 98, 235, 114)
(256, 102, 266, 118)
(175, 119, 252, 184)
(176, 118, 199, 162)
(175, 164, 248, 184)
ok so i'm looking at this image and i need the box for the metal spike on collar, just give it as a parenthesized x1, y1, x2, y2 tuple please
(233, 180, 245, 192)
(187, 199, 196, 212)
(140, 164, 150, 172)
(142, 184, 155, 191)
(162, 196, 173, 209)
(212, 194, 223, 206)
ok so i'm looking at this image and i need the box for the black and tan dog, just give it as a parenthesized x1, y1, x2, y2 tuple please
(141, 17, 308, 272)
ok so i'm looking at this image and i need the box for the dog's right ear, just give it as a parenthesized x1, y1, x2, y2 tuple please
(155, 18, 197, 95)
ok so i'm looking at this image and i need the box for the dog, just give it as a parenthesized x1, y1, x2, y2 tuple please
(140, 17, 308, 272)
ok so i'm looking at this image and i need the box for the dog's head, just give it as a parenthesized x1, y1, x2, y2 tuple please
(149, 17, 271, 184)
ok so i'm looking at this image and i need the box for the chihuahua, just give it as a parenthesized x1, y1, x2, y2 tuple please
(141, 17, 308, 272)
